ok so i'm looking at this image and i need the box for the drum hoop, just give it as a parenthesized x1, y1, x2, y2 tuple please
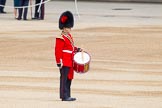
(73, 51, 91, 65)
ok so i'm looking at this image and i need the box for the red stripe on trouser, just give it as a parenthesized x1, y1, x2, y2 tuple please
(60, 66, 69, 99)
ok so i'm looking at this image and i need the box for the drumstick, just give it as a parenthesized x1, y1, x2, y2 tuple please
(80, 44, 84, 62)
(81, 51, 84, 62)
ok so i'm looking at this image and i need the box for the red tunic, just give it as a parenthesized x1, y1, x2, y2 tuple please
(55, 33, 77, 79)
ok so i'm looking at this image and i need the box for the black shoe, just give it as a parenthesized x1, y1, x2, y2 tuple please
(23, 18, 27, 20)
(70, 97, 76, 100)
(38, 17, 44, 20)
(32, 17, 39, 20)
(36, 17, 44, 20)
(62, 97, 76, 101)
(17, 18, 22, 20)
(0, 11, 6, 14)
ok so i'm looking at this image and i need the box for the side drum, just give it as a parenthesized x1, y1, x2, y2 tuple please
(73, 51, 91, 73)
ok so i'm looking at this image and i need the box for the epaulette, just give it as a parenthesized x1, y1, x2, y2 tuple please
(56, 35, 64, 40)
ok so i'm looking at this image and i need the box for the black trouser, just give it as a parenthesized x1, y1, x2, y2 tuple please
(18, 0, 29, 19)
(60, 66, 72, 99)
(0, 0, 6, 12)
(34, 0, 44, 19)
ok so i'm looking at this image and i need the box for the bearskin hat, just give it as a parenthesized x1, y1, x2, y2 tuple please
(59, 11, 74, 30)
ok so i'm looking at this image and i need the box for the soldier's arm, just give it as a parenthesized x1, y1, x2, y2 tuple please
(55, 38, 64, 67)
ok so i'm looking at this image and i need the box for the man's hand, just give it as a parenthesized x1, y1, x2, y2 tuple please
(57, 63, 62, 69)
(77, 48, 83, 52)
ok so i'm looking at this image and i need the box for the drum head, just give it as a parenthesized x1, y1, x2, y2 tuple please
(74, 52, 90, 64)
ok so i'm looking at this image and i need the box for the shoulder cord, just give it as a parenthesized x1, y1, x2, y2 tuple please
(61, 32, 74, 48)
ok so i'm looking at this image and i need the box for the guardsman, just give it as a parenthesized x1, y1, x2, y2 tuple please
(32, 0, 45, 20)
(17, 0, 29, 20)
(55, 11, 82, 101)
